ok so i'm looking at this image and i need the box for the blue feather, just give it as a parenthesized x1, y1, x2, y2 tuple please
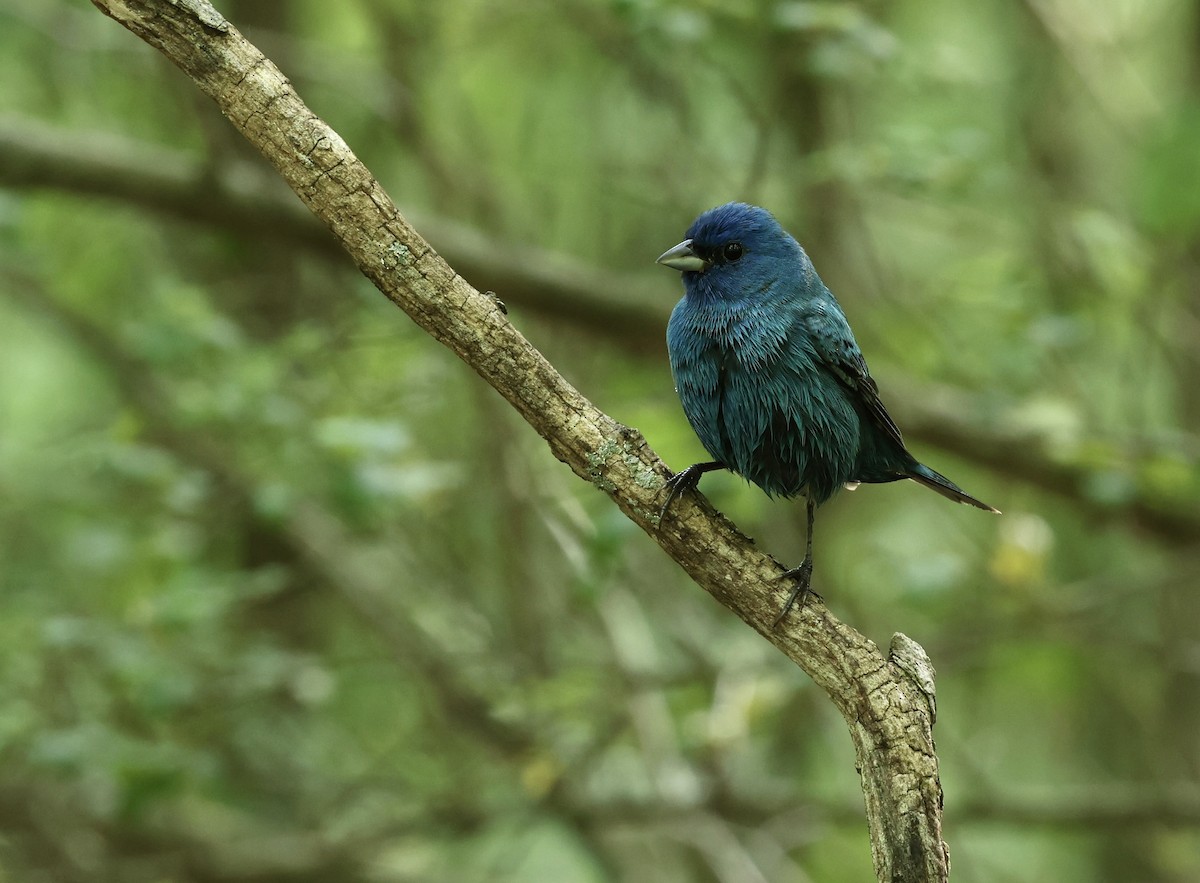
(658, 203, 998, 619)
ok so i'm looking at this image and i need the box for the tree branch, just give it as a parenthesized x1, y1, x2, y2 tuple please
(86, 1, 948, 879)
(0, 115, 662, 351)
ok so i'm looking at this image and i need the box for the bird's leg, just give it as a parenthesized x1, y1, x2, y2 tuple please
(773, 498, 816, 627)
(659, 460, 726, 520)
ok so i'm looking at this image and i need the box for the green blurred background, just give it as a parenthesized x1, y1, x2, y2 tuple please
(2, 0, 1199, 880)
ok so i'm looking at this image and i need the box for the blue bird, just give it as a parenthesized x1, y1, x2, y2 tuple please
(657, 203, 998, 624)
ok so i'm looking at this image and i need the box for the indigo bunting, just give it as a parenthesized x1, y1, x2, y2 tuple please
(657, 203, 998, 623)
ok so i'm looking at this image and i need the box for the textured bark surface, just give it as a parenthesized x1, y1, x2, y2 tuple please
(88, 1, 950, 879)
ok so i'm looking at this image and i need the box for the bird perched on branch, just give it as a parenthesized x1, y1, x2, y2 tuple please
(657, 203, 998, 624)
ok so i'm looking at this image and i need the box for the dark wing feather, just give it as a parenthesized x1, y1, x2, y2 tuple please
(806, 304, 905, 451)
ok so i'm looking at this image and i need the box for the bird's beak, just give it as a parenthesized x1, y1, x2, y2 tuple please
(656, 239, 710, 273)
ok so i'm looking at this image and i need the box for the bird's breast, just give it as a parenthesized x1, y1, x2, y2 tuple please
(667, 299, 860, 502)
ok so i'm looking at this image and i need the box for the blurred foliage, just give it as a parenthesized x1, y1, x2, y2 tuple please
(1, 0, 1199, 881)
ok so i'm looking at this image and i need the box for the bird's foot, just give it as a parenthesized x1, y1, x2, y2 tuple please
(773, 558, 814, 628)
(659, 464, 708, 520)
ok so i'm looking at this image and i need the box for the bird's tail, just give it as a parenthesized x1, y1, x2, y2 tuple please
(908, 463, 1000, 513)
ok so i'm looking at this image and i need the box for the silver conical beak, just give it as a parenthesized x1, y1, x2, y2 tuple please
(656, 239, 710, 273)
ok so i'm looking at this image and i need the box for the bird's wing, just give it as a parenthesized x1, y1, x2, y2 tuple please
(804, 303, 905, 451)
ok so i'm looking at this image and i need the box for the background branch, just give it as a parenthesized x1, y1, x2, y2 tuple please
(0, 116, 661, 349)
(1, 115, 1195, 544)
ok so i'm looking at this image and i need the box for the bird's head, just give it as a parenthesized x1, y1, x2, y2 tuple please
(656, 203, 807, 303)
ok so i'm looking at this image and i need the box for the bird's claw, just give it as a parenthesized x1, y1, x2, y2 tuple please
(659, 466, 705, 520)
(772, 558, 814, 628)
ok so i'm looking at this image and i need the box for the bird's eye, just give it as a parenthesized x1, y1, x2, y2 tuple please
(723, 242, 744, 262)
